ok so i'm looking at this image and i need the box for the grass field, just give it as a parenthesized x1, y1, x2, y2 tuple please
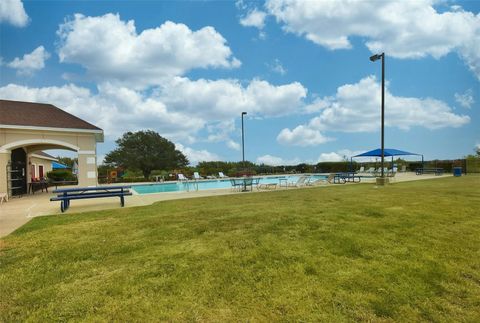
(1, 176, 479, 321)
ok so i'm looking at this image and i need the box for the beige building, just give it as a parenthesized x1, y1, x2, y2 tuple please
(0, 100, 103, 197)
(29, 151, 58, 180)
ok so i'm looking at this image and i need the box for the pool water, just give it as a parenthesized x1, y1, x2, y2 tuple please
(132, 175, 327, 195)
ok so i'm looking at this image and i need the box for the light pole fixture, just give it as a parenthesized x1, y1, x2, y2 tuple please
(241, 112, 247, 169)
(370, 52, 386, 184)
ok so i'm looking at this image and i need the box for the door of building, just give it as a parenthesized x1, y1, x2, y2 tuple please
(10, 148, 27, 196)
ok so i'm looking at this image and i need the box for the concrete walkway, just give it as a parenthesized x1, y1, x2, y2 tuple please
(0, 172, 451, 238)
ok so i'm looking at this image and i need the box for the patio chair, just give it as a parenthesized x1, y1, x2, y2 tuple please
(287, 175, 310, 187)
(218, 172, 228, 178)
(327, 173, 346, 184)
(0, 192, 8, 205)
(193, 172, 203, 180)
(177, 173, 188, 181)
(365, 167, 375, 174)
(358, 166, 365, 173)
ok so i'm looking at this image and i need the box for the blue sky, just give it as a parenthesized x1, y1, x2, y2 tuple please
(1, 0, 479, 165)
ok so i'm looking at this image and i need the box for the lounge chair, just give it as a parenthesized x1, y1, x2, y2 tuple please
(327, 173, 346, 184)
(178, 173, 188, 181)
(358, 166, 365, 173)
(193, 172, 203, 180)
(365, 167, 375, 174)
(287, 175, 310, 187)
(218, 172, 228, 178)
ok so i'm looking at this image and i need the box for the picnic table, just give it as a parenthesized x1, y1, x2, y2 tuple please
(50, 185, 132, 212)
(28, 180, 48, 194)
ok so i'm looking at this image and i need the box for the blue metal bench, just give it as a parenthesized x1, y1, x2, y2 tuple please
(50, 185, 132, 212)
(415, 168, 444, 176)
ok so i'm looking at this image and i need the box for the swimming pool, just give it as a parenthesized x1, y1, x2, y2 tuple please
(132, 175, 327, 195)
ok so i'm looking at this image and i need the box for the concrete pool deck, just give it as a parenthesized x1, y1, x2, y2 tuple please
(0, 172, 452, 238)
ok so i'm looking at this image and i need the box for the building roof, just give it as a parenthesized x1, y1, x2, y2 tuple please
(33, 151, 57, 160)
(0, 99, 102, 131)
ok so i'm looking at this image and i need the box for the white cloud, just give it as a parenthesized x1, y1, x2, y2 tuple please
(268, 59, 287, 75)
(226, 140, 241, 151)
(279, 75, 470, 146)
(0, 76, 307, 145)
(240, 8, 267, 29)
(256, 154, 301, 166)
(317, 152, 345, 162)
(266, 0, 480, 80)
(57, 13, 240, 88)
(7, 46, 50, 75)
(317, 149, 363, 162)
(175, 143, 220, 165)
(277, 125, 332, 146)
(454, 89, 475, 109)
(157, 77, 307, 119)
(0, 83, 204, 142)
(0, 0, 29, 27)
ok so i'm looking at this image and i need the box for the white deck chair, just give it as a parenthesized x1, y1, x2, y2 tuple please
(178, 173, 188, 181)
(193, 172, 203, 180)
(0, 193, 8, 205)
(287, 175, 310, 187)
(358, 166, 365, 173)
(218, 172, 228, 178)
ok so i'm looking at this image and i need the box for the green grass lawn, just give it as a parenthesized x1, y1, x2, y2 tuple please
(1, 176, 479, 321)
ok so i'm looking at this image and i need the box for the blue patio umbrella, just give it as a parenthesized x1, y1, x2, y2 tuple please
(351, 148, 424, 171)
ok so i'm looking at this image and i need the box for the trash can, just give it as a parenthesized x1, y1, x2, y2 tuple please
(453, 167, 462, 177)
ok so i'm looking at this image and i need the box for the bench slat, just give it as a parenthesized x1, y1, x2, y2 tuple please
(50, 192, 132, 201)
(53, 185, 131, 193)
(56, 189, 130, 197)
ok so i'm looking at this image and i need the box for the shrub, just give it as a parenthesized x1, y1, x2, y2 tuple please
(47, 169, 77, 182)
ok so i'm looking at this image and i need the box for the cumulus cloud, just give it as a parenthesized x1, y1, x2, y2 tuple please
(256, 154, 301, 166)
(157, 77, 307, 119)
(0, 76, 308, 146)
(0, 83, 204, 142)
(454, 89, 475, 109)
(0, 0, 29, 27)
(277, 125, 332, 146)
(175, 143, 220, 165)
(278, 75, 470, 146)
(226, 140, 241, 151)
(266, 0, 480, 80)
(240, 8, 267, 29)
(317, 149, 363, 162)
(7, 46, 50, 75)
(57, 13, 241, 87)
(268, 59, 287, 75)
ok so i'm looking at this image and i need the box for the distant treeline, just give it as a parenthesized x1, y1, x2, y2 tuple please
(98, 157, 477, 183)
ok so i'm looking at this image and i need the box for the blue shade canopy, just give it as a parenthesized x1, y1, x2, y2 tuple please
(353, 148, 421, 157)
(52, 161, 68, 169)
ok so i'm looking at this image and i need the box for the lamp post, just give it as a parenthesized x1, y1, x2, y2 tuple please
(369, 52, 387, 184)
(241, 112, 247, 170)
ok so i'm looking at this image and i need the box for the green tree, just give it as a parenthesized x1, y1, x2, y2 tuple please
(55, 156, 77, 168)
(104, 131, 188, 179)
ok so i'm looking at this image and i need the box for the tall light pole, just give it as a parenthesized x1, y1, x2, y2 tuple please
(241, 112, 247, 169)
(370, 52, 386, 183)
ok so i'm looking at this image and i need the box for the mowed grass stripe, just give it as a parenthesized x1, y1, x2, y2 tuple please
(1, 176, 479, 321)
